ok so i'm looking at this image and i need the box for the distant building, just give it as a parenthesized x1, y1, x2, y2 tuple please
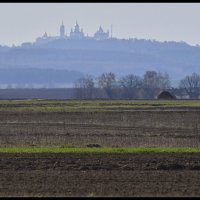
(21, 42, 32, 47)
(43, 32, 48, 38)
(94, 26, 109, 40)
(60, 22, 65, 38)
(35, 32, 58, 45)
(157, 90, 176, 100)
(70, 21, 84, 40)
(35, 21, 111, 44)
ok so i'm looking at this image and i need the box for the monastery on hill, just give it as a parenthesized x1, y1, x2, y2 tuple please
(35, 21, 111, 45)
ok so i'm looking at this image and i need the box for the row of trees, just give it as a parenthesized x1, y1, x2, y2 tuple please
(74, 71, 200, 99)
(179, 73, 200, 98)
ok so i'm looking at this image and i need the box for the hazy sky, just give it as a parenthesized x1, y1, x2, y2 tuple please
(1, 3, 200, 46)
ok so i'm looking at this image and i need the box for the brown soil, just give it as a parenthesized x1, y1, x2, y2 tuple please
(0, 111, 200, 147)
(1, 110, 200, 197)
(1, 152, 200, 197)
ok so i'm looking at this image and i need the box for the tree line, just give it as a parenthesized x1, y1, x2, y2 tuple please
(73, 71, 200, 99)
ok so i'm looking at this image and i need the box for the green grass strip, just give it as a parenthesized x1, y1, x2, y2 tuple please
(0, 99, 200, 113)
(0, 147, 200, 153)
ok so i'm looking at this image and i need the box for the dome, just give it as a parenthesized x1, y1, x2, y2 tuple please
(74, 21, 80, 31)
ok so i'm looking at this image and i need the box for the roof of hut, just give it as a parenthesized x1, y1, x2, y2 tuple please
(157, 90, 176, 100)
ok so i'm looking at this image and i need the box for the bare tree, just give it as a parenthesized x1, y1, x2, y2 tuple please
(179, 73, 200, 99)
(143, 71, 170, 89)
(97, 72, 116, 98)
(119, 74, 143, 98)
(74, 75, 94, 99)
(141, 71, 171, 99)
(74, 75, 94, 89)
(119, 74, 143, 89)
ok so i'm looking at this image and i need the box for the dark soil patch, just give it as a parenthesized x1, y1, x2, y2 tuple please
(1, 153, 200, 197)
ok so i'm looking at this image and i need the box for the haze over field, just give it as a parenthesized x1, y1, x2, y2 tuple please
(0, 3, 200, 88)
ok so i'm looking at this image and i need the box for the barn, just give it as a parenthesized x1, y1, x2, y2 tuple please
(157, 90, 176, 100)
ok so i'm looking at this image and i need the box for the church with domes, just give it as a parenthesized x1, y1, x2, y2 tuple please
(59, 21, 110, 40)
(69, 21, 85, 39)
(35, 21, 111, 45)
(94, 26, 109, 40)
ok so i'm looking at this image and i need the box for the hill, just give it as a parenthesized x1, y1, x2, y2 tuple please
(0, 38, 200, 87)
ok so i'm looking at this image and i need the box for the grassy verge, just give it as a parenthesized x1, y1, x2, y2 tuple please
(0, 99, 199, 112)
(0, 146, 200, 153)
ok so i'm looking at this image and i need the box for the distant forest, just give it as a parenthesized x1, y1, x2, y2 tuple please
(0, 68, 83, 88)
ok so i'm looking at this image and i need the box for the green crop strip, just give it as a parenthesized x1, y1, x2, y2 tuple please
(0, 99, 199, 112)
(0, 147, 200, 153)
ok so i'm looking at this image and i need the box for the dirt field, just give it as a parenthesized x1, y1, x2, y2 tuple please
(1, 100, 200, 197)
(0, 110, 200, 147)
(1, 152, 200, 197)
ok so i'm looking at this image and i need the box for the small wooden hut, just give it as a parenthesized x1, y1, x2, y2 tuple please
(157, 90, 176, 100)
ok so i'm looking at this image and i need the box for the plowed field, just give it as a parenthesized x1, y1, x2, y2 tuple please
(1, 153, 200, 197)
(1, 100, 200, 197)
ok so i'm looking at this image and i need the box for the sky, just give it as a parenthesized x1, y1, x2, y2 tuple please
(0, 3, 200, 46)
